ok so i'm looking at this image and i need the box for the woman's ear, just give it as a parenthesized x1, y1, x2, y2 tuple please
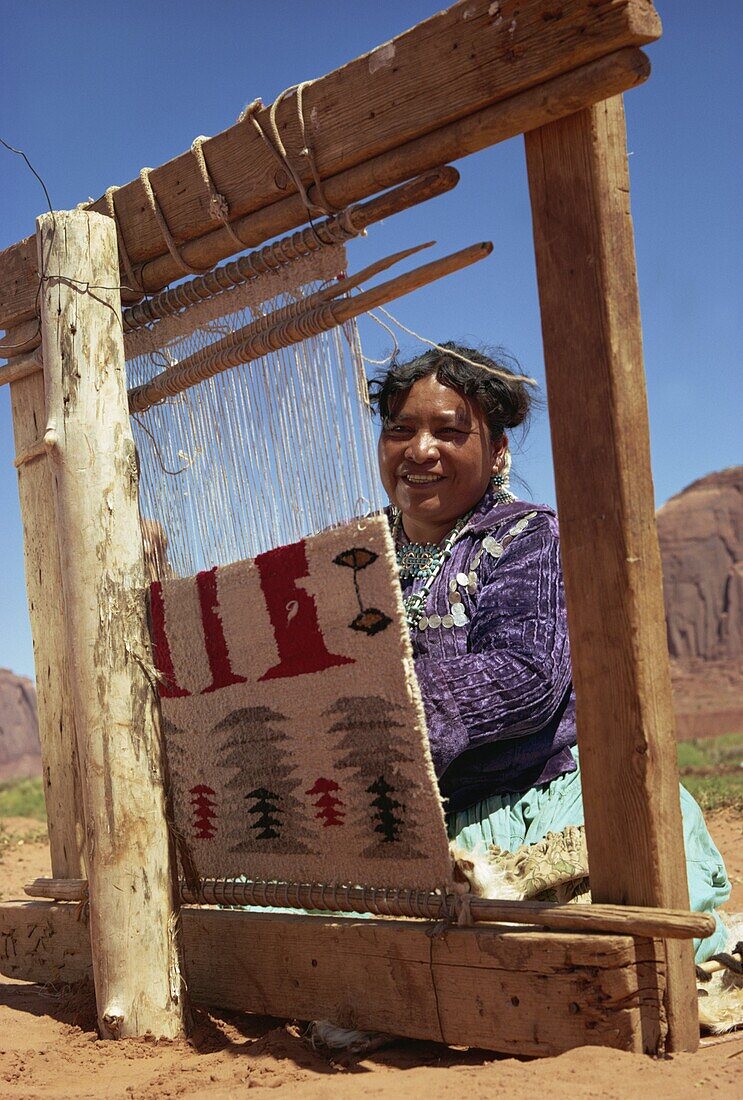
(491, 433, 508, 475)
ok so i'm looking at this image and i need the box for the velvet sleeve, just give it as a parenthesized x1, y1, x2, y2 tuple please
(413, 515, 572, 778)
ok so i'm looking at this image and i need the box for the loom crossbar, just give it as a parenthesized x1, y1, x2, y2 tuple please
(23, 877, 715, 941)
(127, 241, 492, 412)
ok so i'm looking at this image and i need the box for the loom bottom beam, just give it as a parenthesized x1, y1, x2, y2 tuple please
(23, 877, 714, 940)
(127, 241, 492, 413)
(1, 898, 670, 1055)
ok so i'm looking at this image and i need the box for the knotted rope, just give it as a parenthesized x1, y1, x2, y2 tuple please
(190, 135, 245, 250)
(238, 81, 337, 219)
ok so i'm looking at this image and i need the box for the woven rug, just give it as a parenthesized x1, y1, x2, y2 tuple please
(149, 515, 452, 890)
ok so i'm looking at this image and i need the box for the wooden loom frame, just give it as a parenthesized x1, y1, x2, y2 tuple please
(0, 0, 704, 1056)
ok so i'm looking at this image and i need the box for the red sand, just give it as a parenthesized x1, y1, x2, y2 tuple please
(1, 812, 741, 1099)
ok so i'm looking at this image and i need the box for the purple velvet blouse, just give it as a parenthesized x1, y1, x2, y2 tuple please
(398, 487, 577, 814)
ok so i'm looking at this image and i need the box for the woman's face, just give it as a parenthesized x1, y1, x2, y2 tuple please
(378, 374, 502, 544)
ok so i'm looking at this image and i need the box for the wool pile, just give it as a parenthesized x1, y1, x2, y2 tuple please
(150, 515, 452, 890)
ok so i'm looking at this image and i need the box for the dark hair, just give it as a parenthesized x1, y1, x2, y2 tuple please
(368, 342, 532, 439)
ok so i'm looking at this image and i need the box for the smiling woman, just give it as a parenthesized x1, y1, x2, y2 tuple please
(377, 372, 505, 544)
(374, 345, 529, 545)
(369, 342, 731, 959)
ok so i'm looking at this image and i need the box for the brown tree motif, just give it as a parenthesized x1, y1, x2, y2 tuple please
(216, 706, 312, 855)
(325, 695, 425, 859)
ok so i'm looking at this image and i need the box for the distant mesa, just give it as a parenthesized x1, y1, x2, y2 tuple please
(0, 468, 740, 781)
(658, 467, 742, 663)
(0, 667, 41, 781)
(658, 467, 743, 738)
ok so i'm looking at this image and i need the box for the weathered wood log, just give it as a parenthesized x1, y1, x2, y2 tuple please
(524, 97, 699, 1052)
(23, 876, 715, 941)
(1, 348, 41, 385)
(122, 168, 459, 332)
(0, 0, 660, 329)
(37, 209, 186, 1040)
(8, 341, 85, 879)
(127, 241, 493, 412)
(0, 900, 669, 1055)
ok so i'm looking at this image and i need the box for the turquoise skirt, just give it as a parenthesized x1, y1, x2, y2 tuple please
(448, 748, 731, 963)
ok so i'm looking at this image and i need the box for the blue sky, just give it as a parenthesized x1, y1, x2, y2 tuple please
(1, 1, 741, 679)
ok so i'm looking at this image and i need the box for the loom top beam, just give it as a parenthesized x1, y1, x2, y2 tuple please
(0, 2, 660, 330)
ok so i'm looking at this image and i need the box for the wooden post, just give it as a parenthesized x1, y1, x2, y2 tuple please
(37, 209, 186, 1040)
(525, 97, 698, 1051)
(8, 326, 85, 879)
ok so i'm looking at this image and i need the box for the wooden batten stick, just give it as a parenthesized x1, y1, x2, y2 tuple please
(37, 209, 187, 1040)
(122, 168, 458, 333)
(24, 876, 715, 941)
(525, 98, 699, 1051)
(0, 44, 653, 334)
(128, 241, 492, 413)
(7, 336, 85, 879)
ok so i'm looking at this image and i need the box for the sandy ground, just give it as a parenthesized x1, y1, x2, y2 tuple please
(1, 813, 741, 1100)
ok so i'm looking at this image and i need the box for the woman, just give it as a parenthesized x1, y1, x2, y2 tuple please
(311, 341, 733, 1054)
(369, 342, 730, 959)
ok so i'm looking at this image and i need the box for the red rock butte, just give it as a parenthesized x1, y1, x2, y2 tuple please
(658, 467, 743, 738)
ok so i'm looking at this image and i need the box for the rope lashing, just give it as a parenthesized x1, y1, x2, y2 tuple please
(140, 166, 208, 277)
(190, 136, 245, 249)
(292, 80, 338, 216)
(239, 83, 337, 219)
(103, 186, 142, 293)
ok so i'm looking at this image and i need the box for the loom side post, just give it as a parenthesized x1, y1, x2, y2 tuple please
(525, 97, 698, 1052)
(36, 209, 187, 1041)
(7, 325, 85, 879)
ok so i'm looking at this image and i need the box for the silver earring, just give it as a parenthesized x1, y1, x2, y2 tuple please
(492, 451, 514, 502)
